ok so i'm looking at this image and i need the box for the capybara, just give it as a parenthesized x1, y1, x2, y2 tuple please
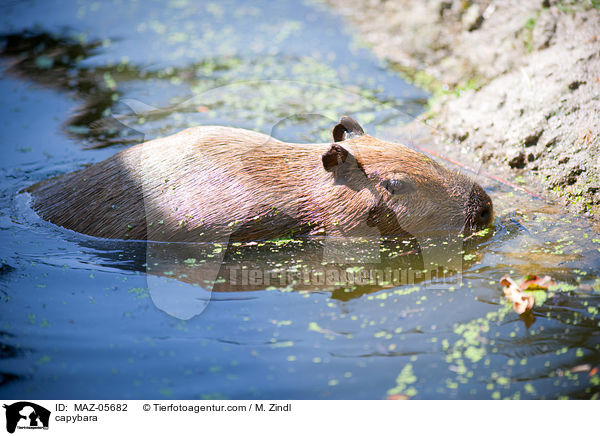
(24, 116, 493, 242)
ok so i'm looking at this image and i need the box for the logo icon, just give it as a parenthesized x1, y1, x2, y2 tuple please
(3, 402, 50, 434)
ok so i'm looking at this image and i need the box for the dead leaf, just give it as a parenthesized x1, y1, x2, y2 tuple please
(500, 275, 535, 314)
(386, 394, 410, 400)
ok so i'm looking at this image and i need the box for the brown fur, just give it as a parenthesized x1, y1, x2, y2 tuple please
(25, 120, 493, 242)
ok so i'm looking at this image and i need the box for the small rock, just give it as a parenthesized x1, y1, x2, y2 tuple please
(438, 1, 452, 18)
(565, 167, 585, 185)
(507, 149, 526, 168)
(453, 130, 469, 142)
(568, 80, 585, 90)
(482, 152, 494, 162)
(523, 130, 543, 147)
(462, 4, 484, 32)
(544, 136, 559, 147)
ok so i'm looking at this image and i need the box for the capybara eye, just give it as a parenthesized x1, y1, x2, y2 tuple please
(381, 178, 414, 196)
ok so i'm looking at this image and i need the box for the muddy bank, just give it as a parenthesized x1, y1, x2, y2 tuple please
(327, 0, 600, 218)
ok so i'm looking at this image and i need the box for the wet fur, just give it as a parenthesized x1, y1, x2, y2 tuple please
(26, 124, 492, 242)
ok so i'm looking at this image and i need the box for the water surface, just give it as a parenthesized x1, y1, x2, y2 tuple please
(0, 0, 599, 399)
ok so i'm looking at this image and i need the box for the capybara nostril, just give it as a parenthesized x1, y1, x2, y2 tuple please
(475, 204, 492, 226)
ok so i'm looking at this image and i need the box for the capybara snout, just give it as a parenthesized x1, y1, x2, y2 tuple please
(465, 183, 494, 233)
(25, 116, 493, 242)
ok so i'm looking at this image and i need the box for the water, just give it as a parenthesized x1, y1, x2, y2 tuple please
(0, 0, 599, 400)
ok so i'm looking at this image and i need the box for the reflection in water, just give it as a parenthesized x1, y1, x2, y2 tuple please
(0, 31, 139, 147)
(0, 332, 26, 388)
(79, 236, 466, 298)
(0, 30, 424, 150)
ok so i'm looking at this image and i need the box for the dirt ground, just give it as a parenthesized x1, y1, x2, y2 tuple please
(327, 0, 600, 219)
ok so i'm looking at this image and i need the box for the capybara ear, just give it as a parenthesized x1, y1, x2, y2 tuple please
(322, 143, 349, 171)
(332, 116, 365, 142)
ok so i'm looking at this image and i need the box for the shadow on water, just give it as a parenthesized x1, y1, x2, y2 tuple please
(0, 31, 142, 148)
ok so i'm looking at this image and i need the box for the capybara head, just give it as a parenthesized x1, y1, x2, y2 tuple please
(320, 116, 493, 239)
